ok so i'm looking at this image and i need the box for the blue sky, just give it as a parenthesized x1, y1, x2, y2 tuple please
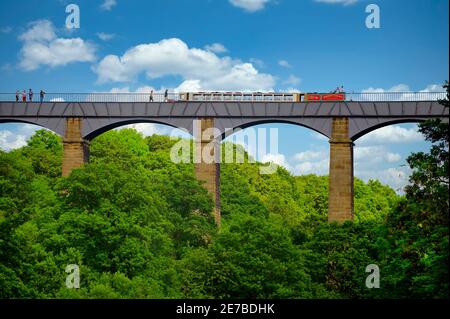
(0, 0, 448, 191)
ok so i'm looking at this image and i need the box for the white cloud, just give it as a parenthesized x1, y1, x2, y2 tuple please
(278, 60, 291, 68)
(260, 153, 292, 170)
(356, 167, 411, 193)
(94, 38, 275, 91)
(357, 125, 424, 144)
(0, 130, 28, 151)
(97, 32, 115, 41)
(363, 84, 410, 93)
(354, 146, 401, 163)
(0, 124, 42, 151)
(293, 150, 329, 175)
(314, 0, 358, 5)
(18, 20, 96, 71)
(100, 0, 117, 11)
(175, 80, 202, 92)
(283, 75, 301, 86)
(1, 26, 12, 34)
(229, 0, 271, 12)
(294, 150, 324, 162)
(119, 123, 165, 136)
(19, 20, 56, 42)
(204, 43, 228, 54)
(249, 58, 265, 68)
(119, 123, 190, 139)
(420, 84, 444, 92)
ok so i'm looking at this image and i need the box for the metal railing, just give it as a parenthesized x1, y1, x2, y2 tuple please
(0, 92, 446, 103)
(344, 92, 447, 102)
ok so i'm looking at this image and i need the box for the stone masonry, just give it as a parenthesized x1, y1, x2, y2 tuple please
(194, 118, 221, 225)
(62, 118, 89, 177)
(328, 117, 354, 222)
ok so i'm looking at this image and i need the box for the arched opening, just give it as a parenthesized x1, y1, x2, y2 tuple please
(351, 119, 425, 142)
(220, 119, 329, 141)
(353, 122, 431, 193)
(84, 119, 192, 141)
(220, 122, 330, 220)
(221, 122, 329, 174)
(0, 121, 60, 152)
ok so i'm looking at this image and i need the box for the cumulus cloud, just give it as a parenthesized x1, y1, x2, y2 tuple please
(100, 0, 117, 11)
(119, 123, 166, 136)
(249, 58, 265, 68)
(314, 0, 358, 5)
(94, 38, 275, 91)
(97, 32, 115, 41)
(204, 43, 228, 54)
(278, 60, 291, 68)
(357, 125, 424, 144)
(354, 146, 401, 163)
(260, 153, 292, 170)
(283, 75, 301, 86)
(293, 150, 329, 175)
(0, 130, 28, 151)
(356, 167, 411, 193)
(18, 20, 96, 71)
(420, 84, 444, 92)
(363, 83, 410, 93)
(229, 0, 271, 12)
(0, 124, 42, 151)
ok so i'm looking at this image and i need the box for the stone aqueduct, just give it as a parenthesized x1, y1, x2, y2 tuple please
(0, 99, 448, 224)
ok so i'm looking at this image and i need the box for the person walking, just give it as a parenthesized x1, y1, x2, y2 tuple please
(164, 89, 168, 102)
(149, 90, 154, 102)
(15, 90, 19, 102)
(40, 90, 45, 103)
(22, 90, 26, 102)
(29, 89, 33, 102)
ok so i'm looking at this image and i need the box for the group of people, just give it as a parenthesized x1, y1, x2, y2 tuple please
(149, 89, 169, 102)
(15, 89, 45, 102)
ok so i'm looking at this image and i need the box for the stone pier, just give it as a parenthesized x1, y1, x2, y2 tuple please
(62, 118, 89, 177)
(328, 117, 354, 222)
(194, 118, 221, 225)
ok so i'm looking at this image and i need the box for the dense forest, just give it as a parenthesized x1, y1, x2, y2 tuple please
(0, 88, 448, 299)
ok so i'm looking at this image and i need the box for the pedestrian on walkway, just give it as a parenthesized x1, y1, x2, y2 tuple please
(40, 90, 45, 103)
(164, 89, 168, 102)
(149, 90, 154, 102)
(29, 89, 33, 102)
(16, 90, 19, 102)
(22, 90, 26, 102)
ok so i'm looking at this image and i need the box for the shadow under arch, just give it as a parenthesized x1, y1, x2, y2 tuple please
(351, 118, 426, 142)
(84, 119, 193, 141)
(219, 119, 329, 141)
(0, 118, 62, 137)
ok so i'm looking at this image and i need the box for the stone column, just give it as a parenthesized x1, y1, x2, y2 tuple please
(328, 117, 354, 222)
(194, 118, 221, 225)
(62, 118, 89, 177)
